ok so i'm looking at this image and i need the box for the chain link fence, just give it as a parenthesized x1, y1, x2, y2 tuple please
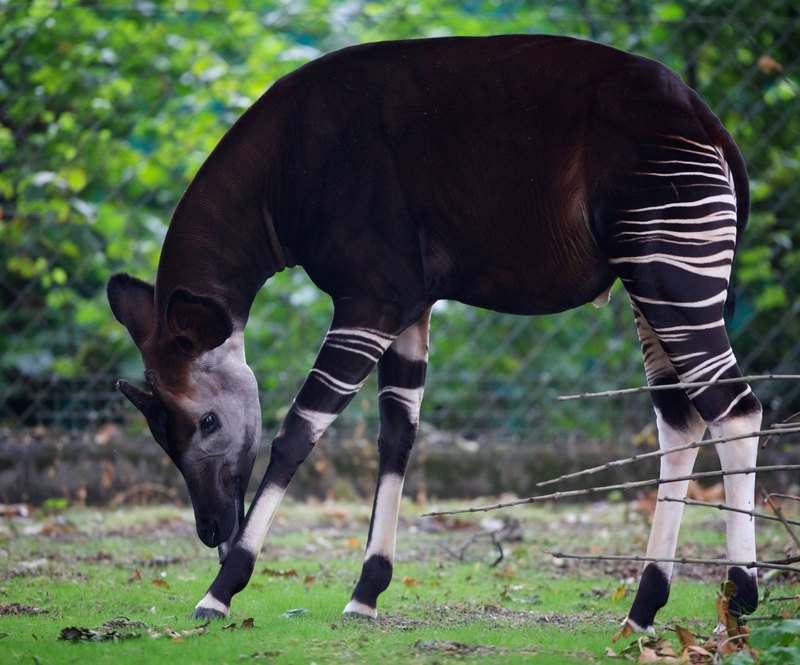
(2, 1, 799, 457)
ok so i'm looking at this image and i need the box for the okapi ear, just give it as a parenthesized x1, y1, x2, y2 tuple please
(116, 379, 168, 449)
(107, 273, 156, 348)
(166, 288, 234, 356)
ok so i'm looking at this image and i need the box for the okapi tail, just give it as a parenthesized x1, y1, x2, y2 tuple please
(706, 105, 750, 325)
(723, 140, 749, 324)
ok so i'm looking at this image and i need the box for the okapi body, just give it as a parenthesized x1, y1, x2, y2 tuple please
(107, 35, 762, 633)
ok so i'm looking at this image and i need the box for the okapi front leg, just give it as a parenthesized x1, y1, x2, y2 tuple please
(344, 309, 430, 618)
(192, 316, 401, 619)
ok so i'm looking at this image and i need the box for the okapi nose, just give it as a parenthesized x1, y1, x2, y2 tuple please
(196, 518, 222, 548)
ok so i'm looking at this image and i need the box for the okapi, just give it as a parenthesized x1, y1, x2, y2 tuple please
(107, 35, 761, 632)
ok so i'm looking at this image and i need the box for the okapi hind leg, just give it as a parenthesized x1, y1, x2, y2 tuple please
(624, 307, 708, 633)
(609, 136, 762, 631)
(344, 309, 431, 618)
(192, 303, 424, 619)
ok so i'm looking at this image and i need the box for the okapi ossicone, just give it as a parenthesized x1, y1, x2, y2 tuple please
(107, 35, 761, 632)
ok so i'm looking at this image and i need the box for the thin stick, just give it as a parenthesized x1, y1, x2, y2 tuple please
(760, 485, 800, 550)
(421, 465, 800, 517)
(536, 426, 800, 488)
(557, 373, 800, 402)
(547, 552, 800, 574)
(765, 493, 800, 503)
(658, 496, 800, 528)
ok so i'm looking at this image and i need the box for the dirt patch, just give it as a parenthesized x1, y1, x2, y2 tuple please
(415, 638, 510, 656)
(0, 602, 48, 616)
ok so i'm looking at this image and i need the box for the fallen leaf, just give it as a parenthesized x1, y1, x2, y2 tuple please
(638, 646, 660, 663)
(241, 617, 255, 629)
(612, 621, 634, 643)
(261, 567, 298, 578)
(281, 608, 310, 618)
(675, 624, 696, 648)
(684, 644, 714, 663)
(611, 585, 628, 602)
(304, 575, 315, 585)
(402, 576, 419, 587)
(152, 578, 170, 589)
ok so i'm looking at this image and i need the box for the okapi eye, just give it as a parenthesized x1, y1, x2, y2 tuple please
(200, 412, 219, 436)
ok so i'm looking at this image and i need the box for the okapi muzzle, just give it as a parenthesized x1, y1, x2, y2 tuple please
(108, 274, 262, 562)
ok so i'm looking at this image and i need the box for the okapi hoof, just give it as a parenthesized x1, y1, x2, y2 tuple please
(192, 593, 230, 620)
(192, 606, 227, 620)
(342, 599, 378, 619)
(618, 616, 656, 637)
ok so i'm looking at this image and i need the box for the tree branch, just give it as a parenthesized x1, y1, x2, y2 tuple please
(760, 485, 800, 550)
(557, 374, 800, 402)
(421, 465, 800, 517)
(536, 426, 800, 488)
(658, 496, 800, 528)
(547, 552, 800, 573)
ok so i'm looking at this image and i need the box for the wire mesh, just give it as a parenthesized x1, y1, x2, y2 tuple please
(1, 1, 799, 450)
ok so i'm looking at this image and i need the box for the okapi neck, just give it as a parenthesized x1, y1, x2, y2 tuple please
(154, 188, 288, 331)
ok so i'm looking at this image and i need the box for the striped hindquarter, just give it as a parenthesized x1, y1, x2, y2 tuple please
(607, 136, 762, 632)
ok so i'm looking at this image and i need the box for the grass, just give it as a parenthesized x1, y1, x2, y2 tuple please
(1, 497, 797, 664)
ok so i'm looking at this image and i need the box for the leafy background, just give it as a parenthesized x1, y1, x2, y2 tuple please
(1, 0, 799, 448)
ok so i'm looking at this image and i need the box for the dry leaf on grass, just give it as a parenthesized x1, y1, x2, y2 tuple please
(261, 567, 298, 578)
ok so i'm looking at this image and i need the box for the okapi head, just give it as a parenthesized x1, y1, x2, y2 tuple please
(107, 273, 261, 561)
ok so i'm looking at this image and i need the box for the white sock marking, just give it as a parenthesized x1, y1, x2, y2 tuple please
(343, 599, 377, 618)
(195, 592, 229, 616)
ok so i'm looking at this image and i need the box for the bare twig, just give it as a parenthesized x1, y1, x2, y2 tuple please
(536, 426, 800, 488)
(442, 530, 506, 567)
(658, 496, 800, 528)
(760, 485, 800, 550)
(489, 532, 504, 568)
(763, 595, 800, 603)
(547, 552, 800, 574)
(421, 465, 800, 517)
(765, 493, 800, 503)
(767, 555, 800, 565)
(556, 373, 800, 402)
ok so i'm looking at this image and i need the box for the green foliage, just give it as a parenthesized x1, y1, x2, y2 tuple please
(722, 620, 800, 664)
(1, 1, 798, 435)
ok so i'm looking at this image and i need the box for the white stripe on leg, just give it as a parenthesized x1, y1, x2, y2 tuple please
(645, 409, 705, 574)
(709, 412, 761, 563)
(237, 485, 287, 557)
(365, 473, 405, 561)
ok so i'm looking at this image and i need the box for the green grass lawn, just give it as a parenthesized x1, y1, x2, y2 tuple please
(1, 497, 797, 663)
